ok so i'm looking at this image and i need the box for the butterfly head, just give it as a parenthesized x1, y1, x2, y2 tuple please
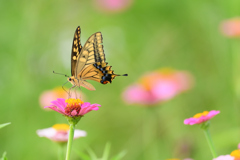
(67, 76, 77, 86)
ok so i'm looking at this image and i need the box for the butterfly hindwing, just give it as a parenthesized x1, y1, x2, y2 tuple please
(79, 65, 103, 82)
(79, 63, 119, 85)
(71, 26, 82, 77)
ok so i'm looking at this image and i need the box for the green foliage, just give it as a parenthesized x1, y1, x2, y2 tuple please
(74, 143, 126, 160)
(0, 123, 10, 129)
(0, 152, 7, 160)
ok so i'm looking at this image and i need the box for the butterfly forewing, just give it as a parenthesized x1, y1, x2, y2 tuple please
(75, 32, 106, 76)
(71, 26, 82, 77)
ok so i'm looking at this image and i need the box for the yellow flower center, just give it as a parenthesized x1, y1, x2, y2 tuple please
(231, 149, 240, 158)
(157, 67, 174, 74)
(193, 111, 209, 118)
(139, 73, 161, 90)
(139, 68, 175, 90)
(64, 98, 83, 116)
(52, 124, 70, 131)
(65, 98, 83, 105)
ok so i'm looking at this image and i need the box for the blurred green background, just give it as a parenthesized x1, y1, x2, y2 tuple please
(1, 0, 240, 159)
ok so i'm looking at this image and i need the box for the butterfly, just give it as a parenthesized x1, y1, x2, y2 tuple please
(67, 26, 128, 91)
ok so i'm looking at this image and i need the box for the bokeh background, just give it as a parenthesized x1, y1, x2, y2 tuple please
(1, 0, 240, 159)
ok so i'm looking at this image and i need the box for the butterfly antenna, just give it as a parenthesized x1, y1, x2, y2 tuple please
(53, 71, 69, 77)
(116, 74, 128, 76)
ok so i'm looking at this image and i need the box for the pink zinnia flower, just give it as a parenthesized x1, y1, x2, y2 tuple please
(122, 68, 193, 106)
(45, 98, 101, 117)
(220, 18, 240, 37)
(37, 124, 87, 142)
(39, 87, 83, 109)
(94, 0, 134, 13)
(213, 155, 234, 160)
(184, 110, 220, 125)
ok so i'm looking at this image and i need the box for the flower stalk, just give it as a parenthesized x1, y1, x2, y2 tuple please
(58, 144, 65, 160)
(65, 123, 75, 160)
(201, 122, 217, 158)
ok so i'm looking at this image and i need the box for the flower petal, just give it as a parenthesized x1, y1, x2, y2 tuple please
(52, 98, 66, 111)
(184, 110, 220, 125)
(37, 127, 87, 142)
(122, 84, 158, 105)
(81, 102, 91, 109)
(74, 129, 87, 139)
(57, 98, 67, 108)
(45, 105, 65, 114)
(213, 155, 234, 160)
(37, 128, 56, 138)
(79, 103, 101, 116)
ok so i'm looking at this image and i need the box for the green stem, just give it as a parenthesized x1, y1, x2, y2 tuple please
(65, 123, 75, 160)
(58, 144, 65, 160)
(203, 129, 217, 158)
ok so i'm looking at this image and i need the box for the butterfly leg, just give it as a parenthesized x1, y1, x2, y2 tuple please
(77, 86, 82, 100)
(76, 79, 82, 99)
(68, 85, 76, 99)
(74, 87, 78, 99)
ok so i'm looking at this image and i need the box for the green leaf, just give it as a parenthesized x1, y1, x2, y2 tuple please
(86, 147, 98, 160)
(110, 151, 127, 160)
(0, 152, 7, 160)
(0, 123, 11, 129)
(101, 142, 111, 160)
(74, 148, 91, 160)
(75, 143, 127, 160)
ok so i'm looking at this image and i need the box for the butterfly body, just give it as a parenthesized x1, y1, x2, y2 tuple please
(68, 26, 127, 91)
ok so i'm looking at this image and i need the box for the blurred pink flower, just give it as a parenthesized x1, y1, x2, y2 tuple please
(45, 98, 101, 117)
(213, 155, 234, 160)
(94, 0, 134, 13)
(231, 149, 240, 159)
(220, 18, 240, 37)
(39, 87, 83, 109)
(37, 124, 86, 142)
(184, 110, 220, 125)
(122, 68, 193, 106)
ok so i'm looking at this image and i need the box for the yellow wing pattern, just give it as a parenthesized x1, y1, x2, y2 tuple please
(71, 26, 82, 77)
